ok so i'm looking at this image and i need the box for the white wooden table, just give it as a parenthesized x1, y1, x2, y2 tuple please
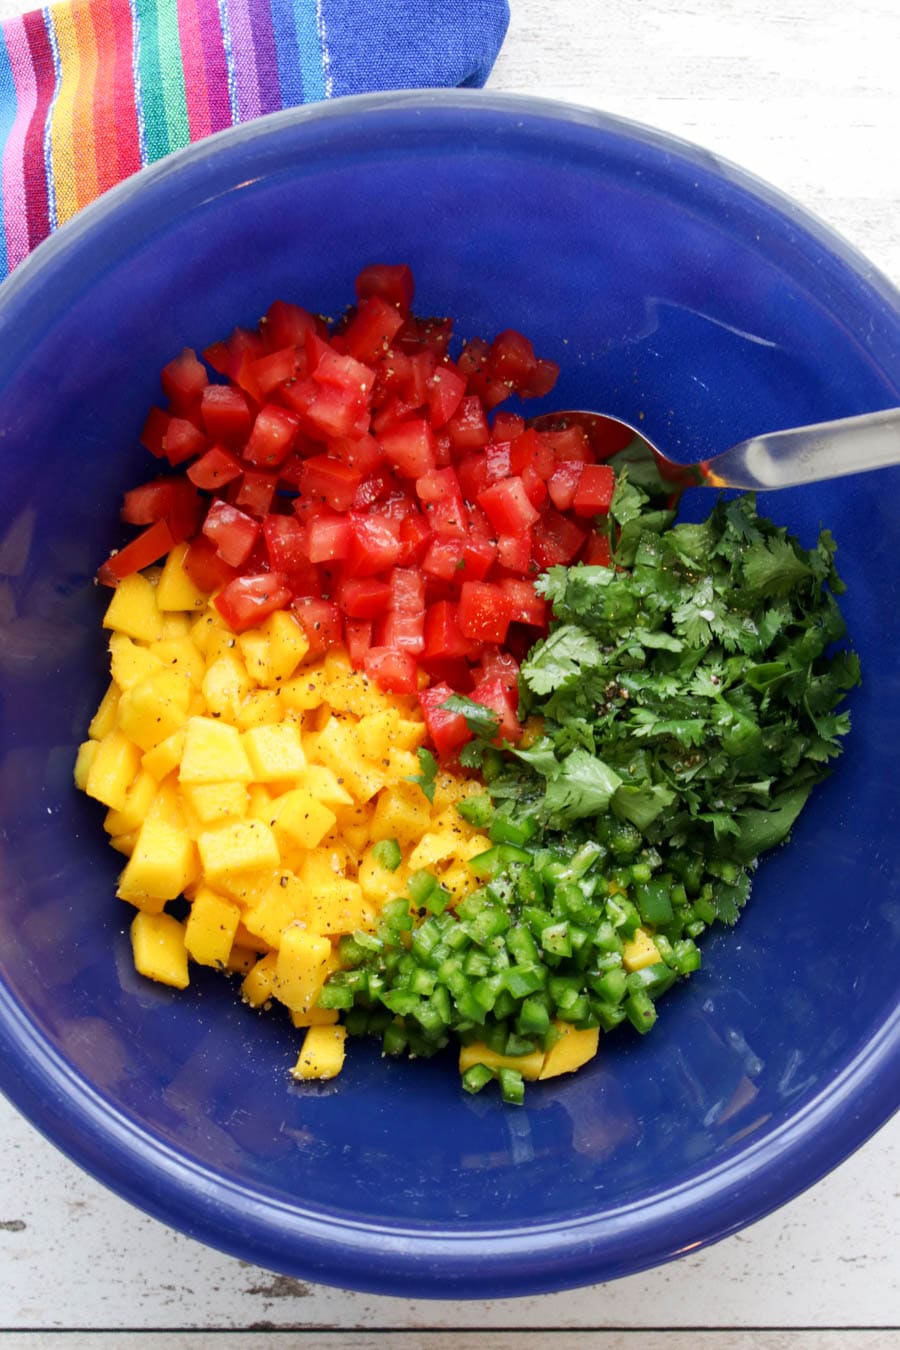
(1, 0, 898, 1344)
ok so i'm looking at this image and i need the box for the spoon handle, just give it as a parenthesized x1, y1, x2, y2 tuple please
(703, 407, 900, 490)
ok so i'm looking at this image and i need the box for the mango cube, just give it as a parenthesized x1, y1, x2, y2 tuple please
(103, 572, 165, 642)
(184, 886, 241, 967)
(292, 1024, 346, 1080)
(274, 927, 332, 1013)
(88, 683, 121, 740)
(116, 815, 197, 905)
(73, 739, 99, 790)
(458, 1041, 545, 1082)
(242, 722, 306, 782)
(269, 788, 336, 850)
(155, 541, 209, 612)
(180, 716, 253, 784)
(197, 819, 280, 881)
(84, 729, 142, 811)
(116, 669, 192, 751)
(263, 610, 310, 680)
(181, 779, 248, 825)
(241, 951, 278, 1007)
(623, 927, 661, 973)
(130, 911, 189, 989)
(201, 651, 254, 720)
(539, 1024, 600, 1080)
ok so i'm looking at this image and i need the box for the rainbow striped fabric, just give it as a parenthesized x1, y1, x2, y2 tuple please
(0, 0, 510, 278)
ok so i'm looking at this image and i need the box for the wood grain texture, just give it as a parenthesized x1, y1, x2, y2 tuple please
(0, 0, 898, 1341)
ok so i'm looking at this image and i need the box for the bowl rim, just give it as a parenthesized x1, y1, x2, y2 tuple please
(0, 87, 898, 1298)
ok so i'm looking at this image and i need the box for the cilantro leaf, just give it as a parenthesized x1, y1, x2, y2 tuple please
(520, 625, 604, 695)
(406, 747, 438, 803)
(440, 694, 500, 739)
(742, 536, 812, 597)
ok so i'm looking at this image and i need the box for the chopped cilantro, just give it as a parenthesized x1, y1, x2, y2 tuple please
(406, 747, 438, 803)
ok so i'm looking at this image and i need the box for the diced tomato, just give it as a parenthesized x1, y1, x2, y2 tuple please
(455, 453, 489, 502)
(345, 512, 403, 577)
(540, 425, 592, 463)
(397, 511, 432, 566)
(496, 530, 532, 574)
(329, 433, 384, 474)
(422, 535, 464, 582)
(390, 566, 425, 614)
(352, 472, 393, 510)
(394, 314, 453, 358)
(476, 647, 521, 694)
(531, 507, 587, 569)
(489, 329, 536, 390)
(187, 445, 244, 491)
(547, 460, 585, 512)
(446, 395, 490, 450)
(426, 364, 466, 429)
(234, 471, 278, 519)
(163, 417, 207, 467)
(214, 571, 292, 633)
(377, 608, 425, 655)
(336, 576, 392, 619)
(342, 295, 406, 365)
(492, 411, 526, 442)
(304, 381, 369, 440)
(419, 682, 471, 756)
(355, 263, 415, 315)
(379, 419, 437, 479)
(262, 513, 309, 577)
(305, 511, 352, 564)
(423, 601, 470, 660)
(201, 384, 253, 443)
(509, 428, 555, 480)
(299, 455, 364, 512)
(248, 346, 298, 398)
(470, 675, 522, 744)
(458, 581, 514, 645)
(499, 578, 547, 627)
(201, 340, 231, 377)
(364, 646, 418, 694)
(97, 518, 176, 586)
(307, 332, 375, 398)
(179, 536, 235, 594)
(520, 357, 560, 399)
(202, 500, 260, 568)
(344, 618, 372, 667)
(263, 299, 318, 351)
(484, 442, 512, 484)
(120, 477, 200, 539)
(416, 467, 466, 536)
(160, 347, 208, 413)
(583, 531, 612, 567)
(572, 463, 616, 516)
(244, 404, 301, 468)
(140, 406, 171, 458)
(292, 596, 342, 656)
(477, 477, 541, 535)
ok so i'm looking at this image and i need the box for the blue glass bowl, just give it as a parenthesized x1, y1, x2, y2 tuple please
(0, 91, 897, 1299)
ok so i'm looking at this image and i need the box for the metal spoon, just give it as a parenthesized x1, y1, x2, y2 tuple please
(528, 406, 900, 490)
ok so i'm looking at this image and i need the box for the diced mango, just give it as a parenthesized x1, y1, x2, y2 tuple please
(369, 781, 432, 844)
(130, 911, 189, 988)
(242, 722, 306, 782)
(181, 779, 248, 826)
(235, 689, 284, 730)
(306, 880, 371, 937)
(104, 768, 158, 836)
(290, 1004, 339, 1029)
(141, 727, 187, 781)
(155, 541, 209, 612)
(197, 819, 280, 881)
(179, 716, 253, 784)
(623, 927, 661, 973)
(108, 633, 163, 690)
(116, 815, 197, 905)
(274, 927, 332, 1013)
(149, 635, 206, 687)
(73, 739, 99, 790)
(237, 629, 273, 684)
(263, 610, 310, 681)
(103, 571, 165, 642)
(184, 887, 241, 967)
(116, 669, 193, 752)
(269, 788, 336, 850)
(201, 650, 254, 720)
(241, 951, 278, 1007)
(314, 718, 384, 802)
(241, 872, 308, 947)
(88, 683, 121, 740)
(292, 1024, 346, 1080)
(407, 830, 459, 872)
(84, 729, 142, 811)
(297, 765, 353, 809)
(539, 1023, 600, 1079)
(458, 1041, 545, 1081)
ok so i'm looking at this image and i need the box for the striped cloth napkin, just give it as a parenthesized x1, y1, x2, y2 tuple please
(0, 0, 510, 278)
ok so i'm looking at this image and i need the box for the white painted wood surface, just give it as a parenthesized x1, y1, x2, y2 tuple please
(0, 0, 898, 1341)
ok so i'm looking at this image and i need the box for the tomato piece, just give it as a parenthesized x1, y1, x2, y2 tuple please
(492, 411, 526, 442)
(202, 340, 231, 376)
(329, 433, 385, 475)
(397, 510, 432, 566)
(426, 364, 466, 429)
(470, 675, 522, 744)
(446, 395, 490, 450)
(263, 299, 318, 351)
(520, 357, 560, 399)
(499, 578, 547, 628)
(244, 404, 301, 468)
(345, 513, 403, 577)
(182, 534, 237, 593)
(304, 381, 369, 440)
(160, 347, 208, 414)
(572, 463, 616, 517)
(531, 507, 587, 569)
(416, 467, 467, 537)
(202, 500, 260, 568)
(305, 511, 352, 564)
(423, 601, 470, 659)
(461, 534, 498, 582)
(363, 646, 418, 695)
(355, 263, 415, 315)
(248, 346, 299, 398)
(140, 406, 171, 458)
(187, 445, 244, 491)
(379, 418, 437, 479)
(293, 597, 342, 656)
(97, 518, 176, 586)
(394, 314, 453, 358)
(299, 455, 364, 512)
(539, 426, 592, 463)
(458, 581, 514, 645)
(422, 535, 464, 582)
(214, 572, 292, 633)
(201, 384, 253, 443)
(455, 453, 489, 503)
(509, 428, 556, 480)
(484, 442, 512, 484)
(344, 619, 373, 668)
(377, 608, 425, 655)
(233, 470, 278, 519)
(547, 460, 585, 512)
(477, 477, 541, 534)
(120, 477, 198, 532)
(583, 531, 612, 566)
(488, 329, 537, 391)
(476, 647, 521, 693)
(342, 295, 405, 366)
(419, 682, 471, 756)
(262, 513, 309, 576)
(336, 577, 392, 620)
(307, 332, 375, 397)
(496, 530, 533, 575)
(163, 417, 207, 467)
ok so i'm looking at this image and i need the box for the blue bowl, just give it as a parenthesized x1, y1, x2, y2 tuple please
(0, 91, 897, 1298)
